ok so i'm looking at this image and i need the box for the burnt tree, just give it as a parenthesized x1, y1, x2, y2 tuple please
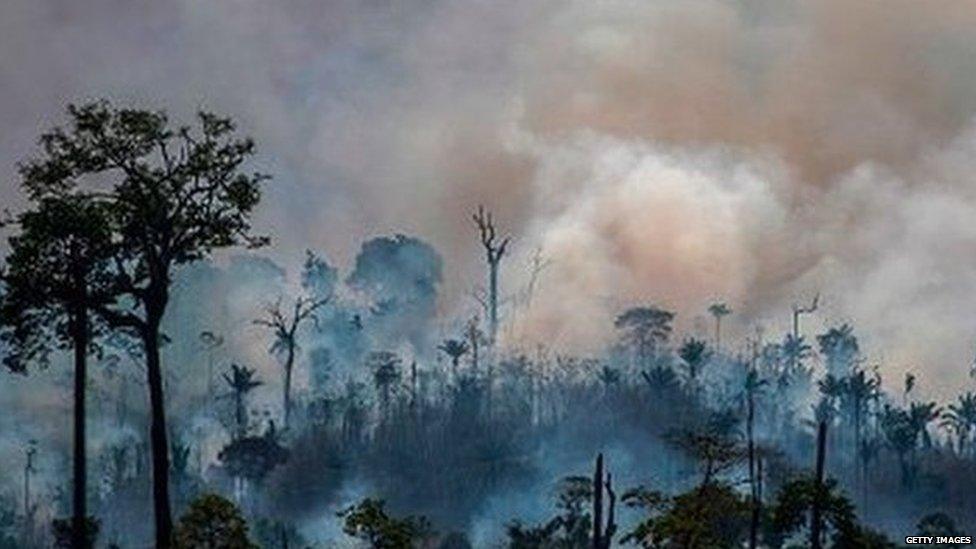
(254, 294, 329, 429)
(473, 206, 510, 344)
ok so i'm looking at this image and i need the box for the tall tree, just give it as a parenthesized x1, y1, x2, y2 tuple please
(254, 294, 329, 429)
(1, 194, 116, 548)
(942, 392, 976, 456)
(614, 306, 675, 369)
(472, 206, 510, 344)
(18, 101, 270, 547)
(222, 363, 263, 439)
(707, 302, 731, 350)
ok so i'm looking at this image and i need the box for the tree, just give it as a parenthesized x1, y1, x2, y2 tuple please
(591, 453, 616, 549)
(677, 338, 711, 388)
(368, 351, 403, 415)
(908, 400, 941, 449)
(1, 194, 117, 548)
(671, 427, 745, 487)
(173, 494, 258, 549)
(506, 475, 593, 548)
(472, 206, 510, 344)
(254, 293, 329, 429)
(614, 306, 675, 369)
(707, 302, 731, 350)
(18, 101, 270, 547)
(339, 498, 433, 549)
(942, 392, 976, 456)
(880, 405, 917, 488)
(622, 482, 749, 548)
(742, 369, 768, 549)
(817, 324, 860, 377)
(222, 363, 263, 438)
(769, 475, 892, 549)
(438, 338, 469, 380)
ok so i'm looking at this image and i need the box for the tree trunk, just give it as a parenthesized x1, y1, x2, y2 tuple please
(811, 420, 827, 549)
(145, 322, 173, 548)
(592, 453, 604, 549)
(235, 392, 245, 438)
(284, 342, 295, 429)
(753, 455, 763, 549)
(72, 307, 89, 548)
(747, 390, 757, 549)
(488, 261, 499, 344)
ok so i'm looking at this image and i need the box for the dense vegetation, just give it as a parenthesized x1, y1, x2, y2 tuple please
(1, 102, 973, 547)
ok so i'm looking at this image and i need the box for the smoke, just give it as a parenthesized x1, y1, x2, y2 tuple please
(4, 0, 976, 395)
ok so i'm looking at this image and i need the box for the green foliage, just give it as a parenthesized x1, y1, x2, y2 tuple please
(506, 476, 592, 548)
(0, 194, 115, 371)
(621, 482, 749, 548)
(339, 498, 433, 549)
(768, 475, 893, 548)
(173, 494, 258, 549)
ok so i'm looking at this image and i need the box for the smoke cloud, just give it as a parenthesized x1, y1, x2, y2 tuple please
(4, 0, 976, 395)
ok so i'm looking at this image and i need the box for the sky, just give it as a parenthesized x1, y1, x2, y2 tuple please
(4, 0, 976, 396)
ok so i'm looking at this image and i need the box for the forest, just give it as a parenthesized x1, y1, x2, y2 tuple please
(0, 101, 973, 549)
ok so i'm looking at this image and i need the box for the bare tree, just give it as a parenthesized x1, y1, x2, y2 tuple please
(254, 295, 329, 428)
(791, 293, 820, 341)
(473, 206, 510, 344)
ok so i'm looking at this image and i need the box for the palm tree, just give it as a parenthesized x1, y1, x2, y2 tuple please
(223, 364, 263, 439)
(437, 338, 469, 380)
(780, 334, 813, 384)
(908, 401, 942, 449)
(844, 369, 879, 508)
(707, 302, 732, 350)
(368, 351, 402, 416)
(678, 338, 711, 387)
(942, 392, 976, 456)
(817, 324, 860, 377)
(881, 405, 918, 487)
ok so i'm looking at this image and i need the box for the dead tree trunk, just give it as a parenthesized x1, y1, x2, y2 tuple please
(473, 206, 510, 344)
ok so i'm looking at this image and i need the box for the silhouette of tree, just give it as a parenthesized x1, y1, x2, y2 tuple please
(222, 364, 263, 438)
(942, 392, 976, 456)
(769, 475, 892, 549)
(438, 338, 469, 380)
(614, 306, 675, 370)
(173, 494, 258, 549)
(1, 194, 117, 548)
(472, 206, 510, 344)
(817, 324, 860, 377)
(254, 293, 328, 428)
(339, 498, 433, 548)
(622, 482, 749, 548)
(368, 351, 403, 415)
(678, 338, 711, 388)
(17, 100, 270, 547)
(707, 302, 731, 350)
